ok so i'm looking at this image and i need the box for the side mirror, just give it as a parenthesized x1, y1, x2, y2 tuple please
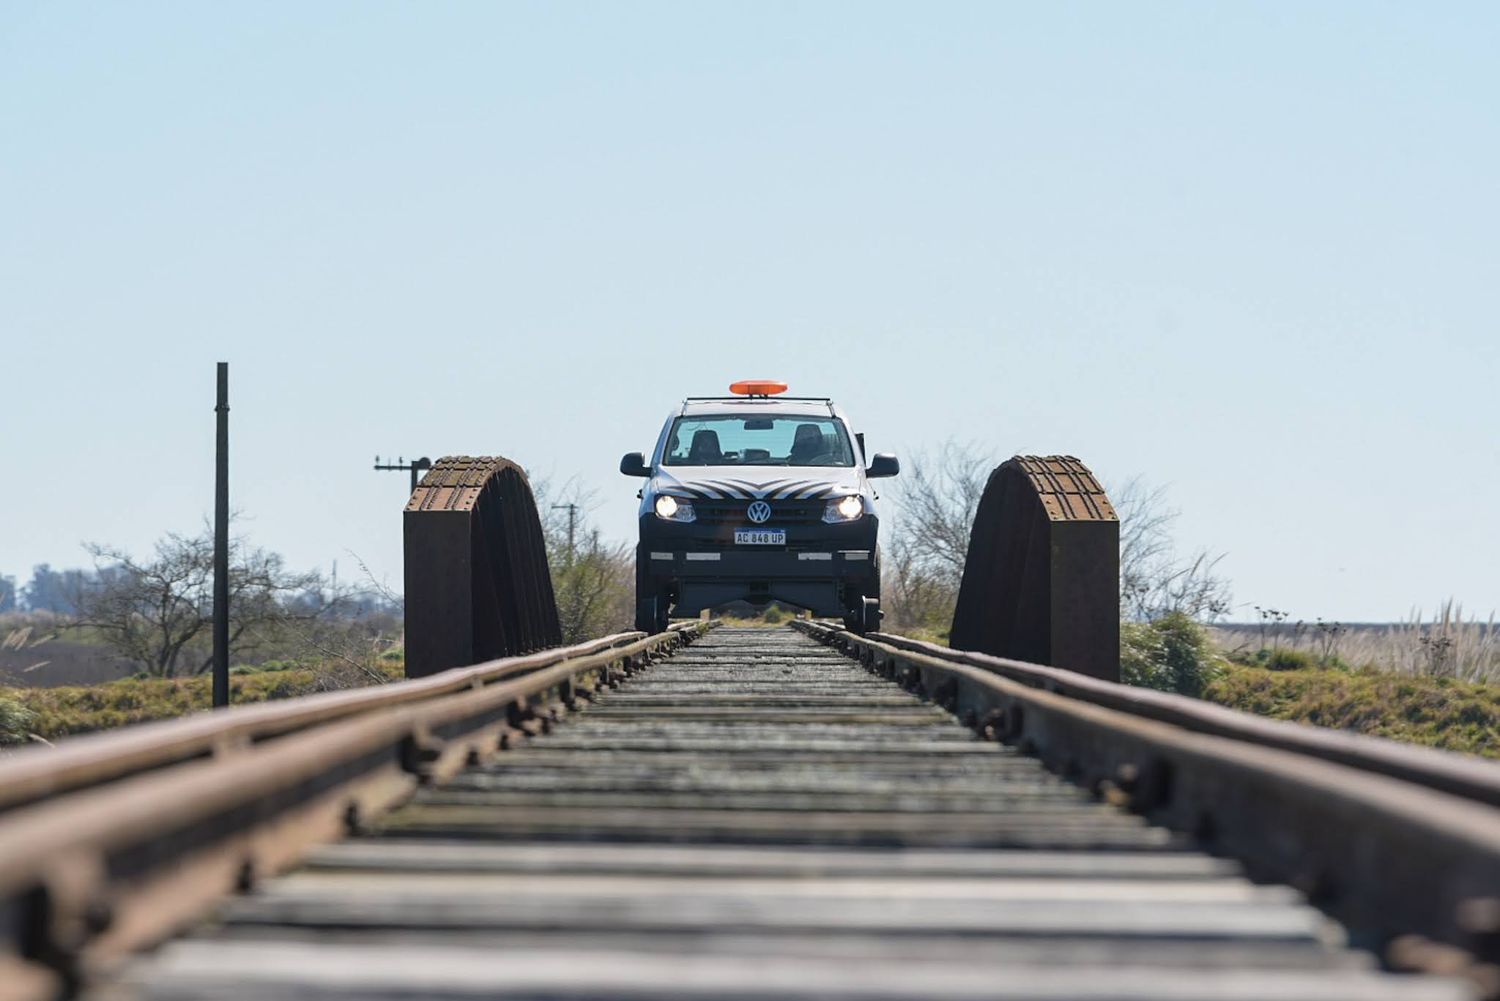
(619, 452, 651, 477)
(866, 453, 900, 478)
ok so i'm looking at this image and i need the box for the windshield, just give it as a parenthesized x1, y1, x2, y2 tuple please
(662, 415, 855, 467)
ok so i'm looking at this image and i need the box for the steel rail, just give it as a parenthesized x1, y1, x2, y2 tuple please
(0, 623, 710, 1001)
(862, 628, 1500, 808)
(792, 620, 1500, 989)
(0, 630, 661, 816)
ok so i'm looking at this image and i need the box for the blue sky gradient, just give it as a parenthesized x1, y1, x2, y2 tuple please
(2, 2, 1496, 620)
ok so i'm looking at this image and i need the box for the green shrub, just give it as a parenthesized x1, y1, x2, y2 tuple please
(1121, 613, 1223, 697)
(1121, 622, 1168, 689)
(1262, 648, 1317, 671)
(762, 605, 789, 625)
(0, 695, 37, 745)
(266, 679, 299, 700)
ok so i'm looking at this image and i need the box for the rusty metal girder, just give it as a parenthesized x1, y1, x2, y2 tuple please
(0, 624, 710, 1001)
(795, 620, 1500, 990)
(404, 456, 561, 677)
(950, 455, 1120, 681)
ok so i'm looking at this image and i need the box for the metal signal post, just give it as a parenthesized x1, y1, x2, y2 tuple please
(212, 363, 230, 708)
(374, 455, 432, 494)
(552, 503, 578, 563)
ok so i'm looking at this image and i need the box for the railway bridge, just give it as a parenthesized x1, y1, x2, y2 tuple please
(1, 454, 1497, 1000)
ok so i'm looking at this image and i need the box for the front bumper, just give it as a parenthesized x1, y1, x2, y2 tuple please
(642, 547, 876, 579)
(639, 509, 878, 551)
(637, 512, 880, 617)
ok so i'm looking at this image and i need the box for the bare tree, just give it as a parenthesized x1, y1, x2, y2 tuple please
(554, 528, 634, 641)
(883, 441, 994, 632)
(267, 556, 405, 690)
(882, 538, 959, 633)
(883, 446, 1232, 631)
(75, 525, 321, 678)
(1113, 477, 1232, 622)
(535, 479, 634, 642)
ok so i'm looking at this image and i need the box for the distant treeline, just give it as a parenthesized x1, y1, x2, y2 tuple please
(0, 564, 400, 619)
(0, 565, 91, 614)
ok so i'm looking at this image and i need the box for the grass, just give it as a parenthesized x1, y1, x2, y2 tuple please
(713, 603, 806, 628)
(712, 615, 785, 628)
(1122, 614, 1497, 758)
(0, 657, 404, 745)
(889, 624, 951, 645)
(1204, 661, 1499, 758)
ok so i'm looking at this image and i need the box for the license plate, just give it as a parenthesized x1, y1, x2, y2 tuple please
(734, 529, 786, 546)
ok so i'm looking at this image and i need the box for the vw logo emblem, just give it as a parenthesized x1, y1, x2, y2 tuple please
(747, 500, 772, 524)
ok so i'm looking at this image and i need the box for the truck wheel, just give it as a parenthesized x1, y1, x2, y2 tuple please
(635, 594, 669, 634)
(843, 596, 881, 635)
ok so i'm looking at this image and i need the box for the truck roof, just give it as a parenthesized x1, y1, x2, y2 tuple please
(678, 396, 840, 418)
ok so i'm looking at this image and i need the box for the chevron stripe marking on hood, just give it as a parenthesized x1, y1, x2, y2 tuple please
(771, 480, 819, 499)
(688, 478, 804, 500)
(657, 473, 857, 503)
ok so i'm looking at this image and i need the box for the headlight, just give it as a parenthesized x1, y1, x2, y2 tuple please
(654, 494, 696, 523)
(822, 495, 865, 523)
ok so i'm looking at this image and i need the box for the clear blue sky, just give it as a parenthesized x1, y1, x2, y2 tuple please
(2, 2, 1496, 622)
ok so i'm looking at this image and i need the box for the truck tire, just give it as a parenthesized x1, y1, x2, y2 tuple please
(635, 594, 669, 634)
(843, 595, 881, 635)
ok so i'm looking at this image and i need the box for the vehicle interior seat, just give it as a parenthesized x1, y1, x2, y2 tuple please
(789, 423, 825, 465)
(688, 429, 724, 464)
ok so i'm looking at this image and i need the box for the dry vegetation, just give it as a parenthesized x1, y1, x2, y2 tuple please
(0, 653, 404, 746)
(1211, 602, 1499, 683)
(1197, 603, 1499, 757)
(535, 480, 634, 642)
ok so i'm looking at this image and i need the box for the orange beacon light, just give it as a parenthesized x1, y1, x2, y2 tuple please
(729, 380, 789, 397)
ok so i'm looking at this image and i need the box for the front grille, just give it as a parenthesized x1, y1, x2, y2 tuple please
(692, 500, 826, 525)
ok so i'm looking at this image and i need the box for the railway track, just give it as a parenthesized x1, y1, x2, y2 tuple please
(70, 626, 1486, 1000)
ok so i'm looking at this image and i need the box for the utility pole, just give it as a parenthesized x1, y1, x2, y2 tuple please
(212, 362, 230, 709)
(374, 455, 432, 494)
(552, 503, 578, 563)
